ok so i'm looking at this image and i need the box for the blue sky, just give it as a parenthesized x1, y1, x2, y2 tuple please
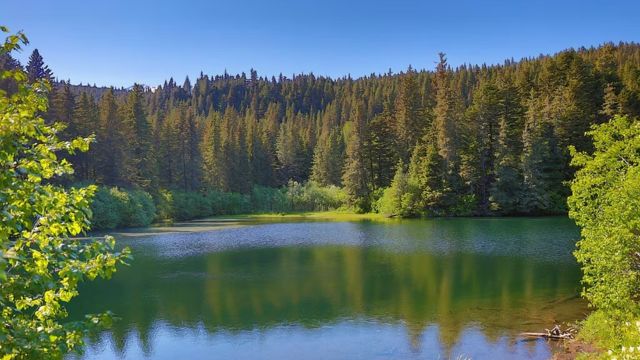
(2, 0, 639, 87)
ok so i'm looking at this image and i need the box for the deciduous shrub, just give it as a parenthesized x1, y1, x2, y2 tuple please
(90, 187, 156, 229)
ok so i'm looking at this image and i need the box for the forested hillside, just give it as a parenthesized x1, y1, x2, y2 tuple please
(2, 43, 639, 218)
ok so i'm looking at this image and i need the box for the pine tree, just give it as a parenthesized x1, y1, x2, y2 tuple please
(72, 92, 99, 180)
(230, 109, 252, 193)
(25, 49, 53, 84)
(276, 110, 307, 183)
(367, 104, 397, 189)
(258, 102, 281, 186)
(600, 82, 621, 119)
(123, 84, 155, 189)
(520, 94, 565, 214)
(407, 138, 447, 215)
(50, 82, 76, 137)
(95, 88, 125, 185)
(395, 67, 424, 162)
(490, 79, 525, 213)
(431, 53, 464, 211)
(200, 110, 222, 189)
(342, 99, 371, 212)
(175, 106, 201, 191)
(310, 127, 344, 186)
(0, 52, 21, 93)
(466, 80, 500, 213)
(433, 53, 460, 171)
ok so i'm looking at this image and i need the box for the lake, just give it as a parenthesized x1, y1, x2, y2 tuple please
(68, 217, 586, 360)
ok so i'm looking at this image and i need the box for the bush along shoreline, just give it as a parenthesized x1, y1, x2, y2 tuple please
(88, 181, 348, 230)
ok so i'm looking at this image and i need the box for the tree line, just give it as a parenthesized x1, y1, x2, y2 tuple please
(2, 42, 639, 217)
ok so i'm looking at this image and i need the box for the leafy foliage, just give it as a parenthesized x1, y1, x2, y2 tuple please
(0, 29, 130, 359)
(569, 115, 640, 356)
(90, 187, 156, 229)
(569, 115, 640, 316)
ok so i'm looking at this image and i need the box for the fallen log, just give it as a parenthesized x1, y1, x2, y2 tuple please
(519, 325, 575, 340)
(519, 332, 573, 340)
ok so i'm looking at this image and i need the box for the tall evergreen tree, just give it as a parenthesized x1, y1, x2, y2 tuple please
(342, 98, 371, 212)
(520, 94, 565, 214)
(71, 92, 99, 180)
(395, 67, 424, 162)
(311, 127, 344, 186)
(466, 80, 500, 213)
(366, 106, 397, 189)
(124, 84, 155, 189)
(95, 88, 125, 185)
(200, 110, 222, 189)
(25, 49, 53, 84)
(490, 79, 525, 213)
(50, 82, 76, 137)
(407, 138, 447, 215)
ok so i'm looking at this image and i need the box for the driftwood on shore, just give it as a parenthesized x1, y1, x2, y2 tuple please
(520, 325, 575, 340)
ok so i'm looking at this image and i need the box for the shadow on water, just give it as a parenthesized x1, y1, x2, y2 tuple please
(69, 217, 585, 360)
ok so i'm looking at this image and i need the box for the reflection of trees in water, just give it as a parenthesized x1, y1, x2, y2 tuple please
(70, 245, 585, 355)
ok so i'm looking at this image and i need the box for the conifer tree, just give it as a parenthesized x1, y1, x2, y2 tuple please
(520, 94, 565, 214)
(407, 138, 447, 215)
(490, 80, 525, 213)
(431, 53, 464, 210)
(50, 82, 76, 137)
(95, 88, 125, 185)
(123, 84, 155, 189)
(200, 110, 222, 189)
(367, 104, 397, 189)
(395, 67, 424, 162)
(25, 48, 53, 84)
(466, 80, 500, 213)
(433, 53, 460, 171)
(0, 51, 21, 94)
(72, 92, 99, 180)
(311, 127, 344, 186)
(600, 82, 621, 118)
(342, 98, 371, 212)
(276, 112, 307, 182)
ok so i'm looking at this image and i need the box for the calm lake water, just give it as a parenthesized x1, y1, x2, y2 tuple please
(69, 217, 586, 360)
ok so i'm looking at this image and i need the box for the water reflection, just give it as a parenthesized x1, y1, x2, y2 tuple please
(69, 217, 585, 359)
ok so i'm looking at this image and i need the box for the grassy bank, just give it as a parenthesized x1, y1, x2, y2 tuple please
(222, 211, 387, 222)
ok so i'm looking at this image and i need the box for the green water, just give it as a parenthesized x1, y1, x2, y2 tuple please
(69, 217, 585, 360)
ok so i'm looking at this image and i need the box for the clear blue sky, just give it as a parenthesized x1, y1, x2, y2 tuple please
(2, 0, 639, 88)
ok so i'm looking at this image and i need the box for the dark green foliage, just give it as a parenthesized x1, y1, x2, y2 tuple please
(367, 108, 397, 189)
(519, 95, 567, 214)
(311, 127, 344, 186)
(395, 68, 425, 162)
(90, 184, 348, 229)
(124, 84, 155, 189)
(90, 187, 156, 229)
(10, 41, 640, 219)
(342, 99, 372, 212)
(90, 187, 123, 229)
(25, 48, 53, 84)
(407, 140, 448, 215)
